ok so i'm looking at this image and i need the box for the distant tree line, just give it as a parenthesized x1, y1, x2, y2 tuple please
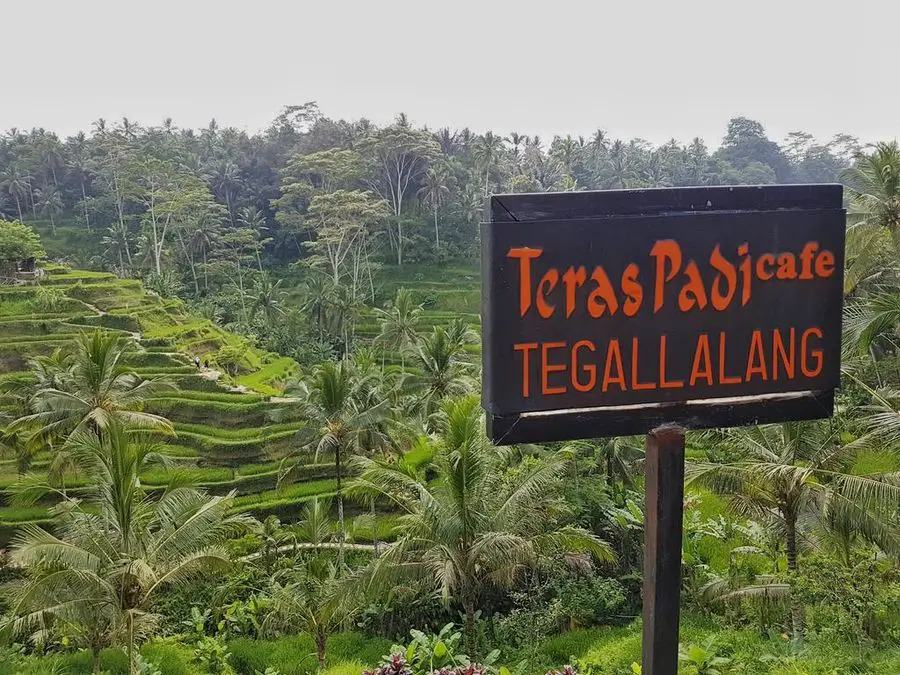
(0, 105, 863, 279)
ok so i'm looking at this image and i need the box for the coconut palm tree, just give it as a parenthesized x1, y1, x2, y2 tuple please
(686, 420, 900, 641)
(350, 396, 614, 652)
(3, 423, 250, 674)
(0, 164, 32, 222)
(34, 185, 64, 235)
(473, 131, 505, 196)
(300, 271, 337, 341)
(252, 275, 286, 326)
(841, 142, 900, 259)
(238, 206, 270, 271)
(262, 554, 360, 669)
(412, 324, 476, 425)
(12, 330, 173, 446)
(374, 288, 423, 371)
(280, 361, 389, 568)
(417, 167, 450, 253)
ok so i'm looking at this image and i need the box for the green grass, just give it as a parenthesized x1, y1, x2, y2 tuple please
(236, 356, 299, 395)
(231, 479, 338, 510)
(0, 505, 51, 522)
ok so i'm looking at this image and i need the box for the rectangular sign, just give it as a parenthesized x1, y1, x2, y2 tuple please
(481, 185, 845, 444)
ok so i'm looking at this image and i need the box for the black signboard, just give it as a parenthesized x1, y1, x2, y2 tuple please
(482, 185, 846, 444)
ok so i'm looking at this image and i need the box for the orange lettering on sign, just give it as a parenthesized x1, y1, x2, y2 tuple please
(650, 240, 682, 312)
(571, 339, 596, 392)
(541, 341, 567, 395)
(631, 337, 656, 390)
(801, 327, 823, 377)
(756, 253, 775, 280)
(514, 342, 538, 397)
(710, 245, 737, 310)
(745, 330, 768, 381)
(621, 263, 643, 316)
(536, 269, 559, 319)
(562, 266, 587, 318)
(718, 332, 742, 384)
(602, 340, 626, 392)
(659, 335, 684, 389)
(507, 247, 543, 316)
(773, 328, 795, 380)
(690, 334, 714, 386)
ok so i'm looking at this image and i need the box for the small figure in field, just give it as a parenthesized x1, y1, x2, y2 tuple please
(194, 356, 201, 369)
(204, 358, 209, 369)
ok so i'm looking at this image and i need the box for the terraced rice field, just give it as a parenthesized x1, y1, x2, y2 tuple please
(0, 262, 483, 546)
(0, 266, 325, 543)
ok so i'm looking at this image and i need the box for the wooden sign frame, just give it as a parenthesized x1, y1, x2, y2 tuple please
(481, 185, 845, 445)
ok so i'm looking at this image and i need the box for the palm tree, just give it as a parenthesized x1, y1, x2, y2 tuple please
(0, 164, 32, 222)
(552, 135, 580, 178)
(687, 420, 900, 640)
(841, 142, 900, 259)
(252, 275, 286, 325)
(413, 325, 475, 424)
(68, 135, 93, 229)
(350, 396, 614, 651)
(374, 288, 423, 370)
(300, 272, 337, 340)
(280, 361, 389, 568)
(35, 185, 64, 235)
(262, 554, 359, 669)
(12, 330, 173, 445)
(417, 167, 450, 253)
(238, 206, 270, 271)
(295, 496, 335, 550)
(473, 131, 505, 196)
(3, 423, 250, 674)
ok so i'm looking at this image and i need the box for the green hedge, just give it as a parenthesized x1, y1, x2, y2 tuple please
(166, 374, 232, 392)
(76, 312, 142, 332)
(123, 351, 190, 368)
(144, 397, 279, 428)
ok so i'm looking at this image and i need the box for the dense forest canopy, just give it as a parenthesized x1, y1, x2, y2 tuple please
(4, 104, 900, 675)
(0, 106, 862, 270)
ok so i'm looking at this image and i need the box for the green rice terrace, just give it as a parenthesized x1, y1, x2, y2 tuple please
(0, 263, 480, 547)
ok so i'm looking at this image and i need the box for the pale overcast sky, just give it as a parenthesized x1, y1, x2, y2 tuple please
(4, 0, 895, 147)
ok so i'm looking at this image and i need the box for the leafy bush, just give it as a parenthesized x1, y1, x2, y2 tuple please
(33, 286, 65, 312)
(791, 553, 900, 645)
(195, 636, 235, 675)
(0, 219, 46, 263)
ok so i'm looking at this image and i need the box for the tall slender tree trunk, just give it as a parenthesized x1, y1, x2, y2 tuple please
(92, 646, 102, 674)
(434, 204, 440, 252)
(397, 217, 403, 266)
(128, 612, 135, 675)
(81, 180, 91, 229)
(14, 195, 22, 222)
(336, 447, 345, 570)
(315, 630, 327, 670)
(28, 185, 37, 219)
(465, 598, 477, 656)
(203, 246, 209, 291)
(371, 499, 379, 557)
(785, 515, 805, 642)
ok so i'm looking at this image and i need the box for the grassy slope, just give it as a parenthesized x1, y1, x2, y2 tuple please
(0, 266, 314, 541)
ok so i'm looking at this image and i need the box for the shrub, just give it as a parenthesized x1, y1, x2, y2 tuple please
(195, 636, 235, 675)
(33, 286, 65, 312)
(229, 636, 317, 675)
